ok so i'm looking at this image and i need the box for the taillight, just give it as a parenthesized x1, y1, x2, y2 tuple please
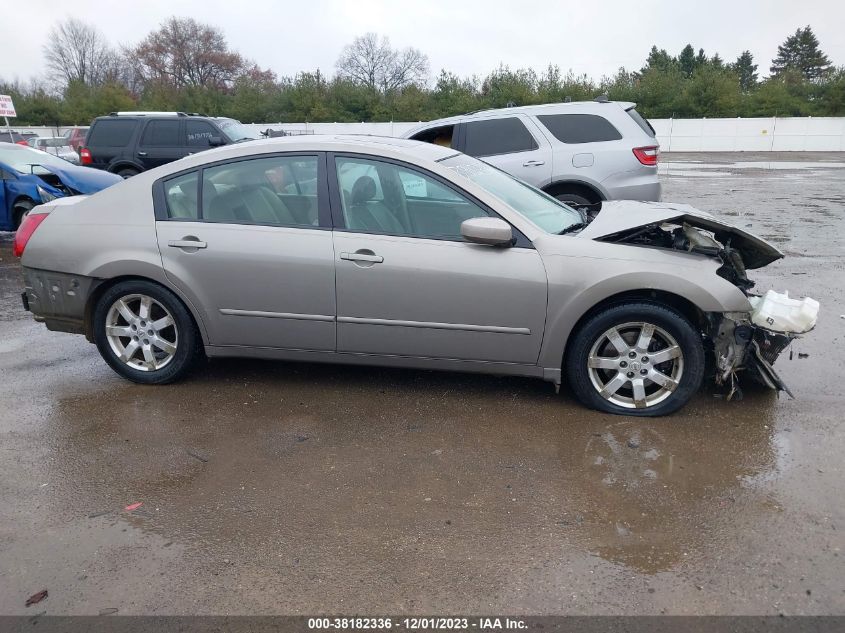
(13, 212, 48, 258)
(633, 146, 659, 166)
(79, 147, 92, 165)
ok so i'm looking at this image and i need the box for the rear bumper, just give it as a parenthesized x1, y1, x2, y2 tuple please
(606, 179, 662, 202)
(21, 267, 95, 335)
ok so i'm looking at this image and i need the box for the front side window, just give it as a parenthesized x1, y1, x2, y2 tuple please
(185, 121, 219, 147)
(536, 113, 622, 144)
(336, 156, 488, 239)
(462, 117, 538, 157)
(141, 120, 181, 147)
(164, 172, 199, 220)
(201, 155, 319, 226)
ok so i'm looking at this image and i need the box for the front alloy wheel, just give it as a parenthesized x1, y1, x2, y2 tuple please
(587, 322, 683, 410)
(566, 302, 705, 416)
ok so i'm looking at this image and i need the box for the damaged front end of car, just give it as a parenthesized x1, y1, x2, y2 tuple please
(583, 201, 820, 399)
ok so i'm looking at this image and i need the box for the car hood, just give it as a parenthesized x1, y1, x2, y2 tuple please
(576, 200, 783, 269)
(36, 163, 122, 194)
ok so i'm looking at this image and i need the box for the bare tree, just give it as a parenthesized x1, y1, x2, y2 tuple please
(43, 18, 115, 88)
(336, 33, 429, 93)
(129, 17, 246, 90)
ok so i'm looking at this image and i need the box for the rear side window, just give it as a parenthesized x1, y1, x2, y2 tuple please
(536, 114, 622, 144)
(141, 120, 181, 146)
(626, 108, 657, 138)
(87, 119, 136, 147)
(164, 172, 199, 220)
(462, 117, 538, 157)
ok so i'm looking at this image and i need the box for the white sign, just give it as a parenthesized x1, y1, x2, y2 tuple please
(0, 95, 16, 118)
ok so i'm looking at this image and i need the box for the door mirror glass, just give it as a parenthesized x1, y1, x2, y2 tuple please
(208, 136, 224, 147)
(461, 217, 513, 246)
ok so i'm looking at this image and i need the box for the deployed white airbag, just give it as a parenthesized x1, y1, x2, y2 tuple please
(748, 290, 820, 334)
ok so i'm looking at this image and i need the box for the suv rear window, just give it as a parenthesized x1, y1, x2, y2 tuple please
(462, 117, 538, 157)
(87, 119, 137, 147)
(536, 114, 622, 144)
(626, 107, 657, 138)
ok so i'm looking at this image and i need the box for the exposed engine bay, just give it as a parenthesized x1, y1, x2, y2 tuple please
(584, 205, 820, 399)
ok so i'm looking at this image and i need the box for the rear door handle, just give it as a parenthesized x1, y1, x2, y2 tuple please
(137, 151, 148, 157)
(168, 239, 207, 249)
(523, 160, 545, 167)
(340, 252, 383, 263)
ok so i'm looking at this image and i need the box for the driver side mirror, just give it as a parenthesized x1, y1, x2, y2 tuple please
(461, 217, 513, 247)
(208, 136, 224, 147)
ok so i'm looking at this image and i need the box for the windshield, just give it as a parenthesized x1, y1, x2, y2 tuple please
(440, 154, 582, 234)
(217, 119, 261, 142)
(0, 144, 72, 173)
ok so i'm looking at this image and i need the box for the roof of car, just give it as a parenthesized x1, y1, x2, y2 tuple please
(169, 134, 459, 167)
(405, 100, 637, 131)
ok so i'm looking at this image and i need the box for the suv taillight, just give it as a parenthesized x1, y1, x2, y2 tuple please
(13, 212, 48, 258)
(633, 146, 659, 166)
(79, 147, 92, 165)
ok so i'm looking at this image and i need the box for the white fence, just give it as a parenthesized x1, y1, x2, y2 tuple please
(6, 117, 845, 152)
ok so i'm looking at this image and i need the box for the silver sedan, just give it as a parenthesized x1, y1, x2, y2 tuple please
(14, 136, 810, 416)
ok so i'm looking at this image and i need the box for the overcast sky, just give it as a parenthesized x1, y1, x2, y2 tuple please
(2, 0, 843, 84)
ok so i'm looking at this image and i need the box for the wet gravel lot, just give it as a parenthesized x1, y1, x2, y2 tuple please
(0, 152, 843, 615)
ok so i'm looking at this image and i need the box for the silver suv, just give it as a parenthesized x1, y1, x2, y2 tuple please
(404, 99, 660, 207)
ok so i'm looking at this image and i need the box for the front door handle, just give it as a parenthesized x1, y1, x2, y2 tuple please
(340, 251, 383, 264)
(168, 239, 207, 249)
(137, 151, 148, 157)
(523, 160, 545, 167)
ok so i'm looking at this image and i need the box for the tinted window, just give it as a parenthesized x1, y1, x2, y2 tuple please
(462, 117, 538, 157)
(626, 108, 656, 138)
(202, 155, 319, 226)
(141, 120, 181, 146)
(87, 119, 136, 147)
(185, 121, 219, 147)
(536, 113, 622, 144)
(164, 172, 199, 220)
(336, 156, 488, 239)
(410, 124, 455, 148)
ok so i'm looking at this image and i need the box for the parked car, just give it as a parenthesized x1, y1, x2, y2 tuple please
(403, 99, 660, 208)
(27, 136, 81, 164)
(62, 126, 89, 152)
(0, 143, 121, 231)
(15, 136, 814, 416)
(1, 131, 32, 146)
(80, 112, 261, 178)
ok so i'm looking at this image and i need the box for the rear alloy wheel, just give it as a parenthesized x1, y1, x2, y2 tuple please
(566, 302, 704, 416)
(93, 281, 200, 384)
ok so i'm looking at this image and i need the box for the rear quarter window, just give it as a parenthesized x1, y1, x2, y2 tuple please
(536, 113, 623, 144)
(87, 119, 137, 147)
(462, 117, 538, 157)
(626, 108, 657, 138)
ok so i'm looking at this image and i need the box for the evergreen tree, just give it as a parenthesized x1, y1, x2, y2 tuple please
(733, 51, 758, 92)
(678, 44, 697, 78)
(770, 26, 832, 81)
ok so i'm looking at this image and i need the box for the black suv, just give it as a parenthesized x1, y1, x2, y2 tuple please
(80, 112, 261, 177)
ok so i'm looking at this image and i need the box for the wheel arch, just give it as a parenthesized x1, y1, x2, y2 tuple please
(84, 274, 209, 346)
(542, 179, 606, 203)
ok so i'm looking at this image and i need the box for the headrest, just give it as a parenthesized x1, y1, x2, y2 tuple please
(351, 176, 377, 204)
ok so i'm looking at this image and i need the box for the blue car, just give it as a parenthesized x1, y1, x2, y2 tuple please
(0, 143, 121, 231)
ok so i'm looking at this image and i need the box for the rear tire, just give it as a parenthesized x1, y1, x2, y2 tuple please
(565, 302, 705, 417)
(93, 280, 200, 384)
(116, 167, 140, 179)
(554, 192, 592, 209)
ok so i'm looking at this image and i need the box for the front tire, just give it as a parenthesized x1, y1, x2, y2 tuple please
(93, 280, 200, 384)
(565, 302, 705, 416)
